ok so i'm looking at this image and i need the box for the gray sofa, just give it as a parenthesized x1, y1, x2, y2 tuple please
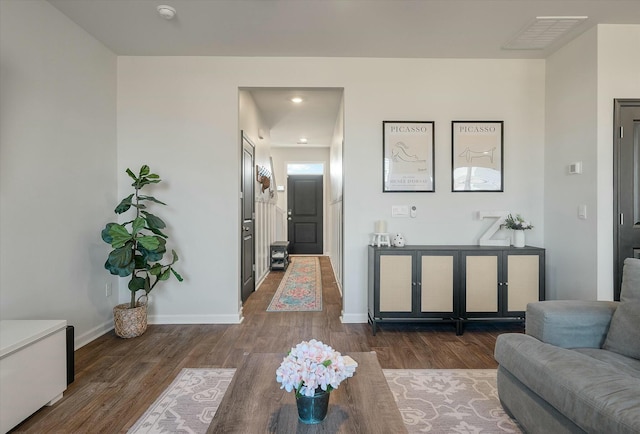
(495, 258, 640, 433)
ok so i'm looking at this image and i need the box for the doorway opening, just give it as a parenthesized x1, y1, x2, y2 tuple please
(613, 99, 640, 300)
(238, 87, 344, 308)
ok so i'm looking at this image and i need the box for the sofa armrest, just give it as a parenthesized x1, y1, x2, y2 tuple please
(526, 300, 619, 348)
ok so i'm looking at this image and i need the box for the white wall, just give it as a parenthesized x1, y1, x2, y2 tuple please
(118, 57, 546, 323)
(329, 98, 345, 288)
(545, 28, 598, 300)
(0, 0, 117, 347)
(545, 24, 640, 301)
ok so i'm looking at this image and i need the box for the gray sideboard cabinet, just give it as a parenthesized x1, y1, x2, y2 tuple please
(367, 245, 460, 335)
(460, 247, 545, 327)
(367, 245, 545, 335)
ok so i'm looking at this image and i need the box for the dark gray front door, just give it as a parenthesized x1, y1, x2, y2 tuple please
(241, 133, 255, 303)
(614, 99, 640, 300)
(287, 175, 323, 254)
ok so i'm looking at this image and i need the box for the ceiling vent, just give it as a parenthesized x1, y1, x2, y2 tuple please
(503, 16, 588, 50)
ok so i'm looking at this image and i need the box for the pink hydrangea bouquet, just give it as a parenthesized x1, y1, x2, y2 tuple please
(276, 339, 354, 397)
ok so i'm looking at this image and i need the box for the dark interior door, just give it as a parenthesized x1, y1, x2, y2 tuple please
(614, 99, 640, 300)
(287, 175, 323, 254)
(241, 133, 255, 303)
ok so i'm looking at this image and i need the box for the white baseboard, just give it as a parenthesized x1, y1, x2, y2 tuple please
(74, 320, 113, 350)
(340, 313, 368, 323)
(148, 313, 243, 325)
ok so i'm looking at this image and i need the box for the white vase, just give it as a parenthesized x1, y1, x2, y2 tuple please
(513, 230, 525, 248)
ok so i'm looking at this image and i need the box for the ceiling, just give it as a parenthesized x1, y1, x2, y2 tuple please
(46, 0, 640, 147)
(247, 88, 344, 148)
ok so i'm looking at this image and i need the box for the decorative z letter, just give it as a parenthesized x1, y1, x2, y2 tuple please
(478, 211, 511, 246)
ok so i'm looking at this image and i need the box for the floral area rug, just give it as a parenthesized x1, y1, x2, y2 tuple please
(384, 369, 522, 433)
(266, 256, 322, 312)
(127, 368, 235, 434)
(129, 368, 521, 433)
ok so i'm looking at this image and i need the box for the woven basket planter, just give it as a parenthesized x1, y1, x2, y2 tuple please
(113, 301, 147, 338)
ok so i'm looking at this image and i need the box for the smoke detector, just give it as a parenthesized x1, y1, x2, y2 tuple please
(157, 5, 177, 20)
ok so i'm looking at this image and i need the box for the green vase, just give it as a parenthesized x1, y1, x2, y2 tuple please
(296, 389, 330, 424)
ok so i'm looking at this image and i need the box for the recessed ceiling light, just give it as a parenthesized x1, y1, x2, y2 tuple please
(291, 97, 303, 104)
(298, 138, 308, 144)
(503, 16, 588, 50)
(157, 5, 177, 20)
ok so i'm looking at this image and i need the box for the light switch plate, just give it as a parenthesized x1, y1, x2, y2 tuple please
(392, 205, 409, 217)
(578, 204, 587, 219)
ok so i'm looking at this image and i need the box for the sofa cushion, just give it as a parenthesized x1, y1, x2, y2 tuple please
(621, 257, 640, 302)
(526, 300, 617, 348)
(574, 348, 640, 376)
(603, 301, 640, 360)
(495, 333, 640, 434)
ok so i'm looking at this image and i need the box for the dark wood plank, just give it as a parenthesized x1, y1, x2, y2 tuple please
(10, 256, 522, 433)
(207, 352, 407, 434)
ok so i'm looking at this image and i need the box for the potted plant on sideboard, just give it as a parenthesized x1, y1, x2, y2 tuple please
(101, 165, 183, 338)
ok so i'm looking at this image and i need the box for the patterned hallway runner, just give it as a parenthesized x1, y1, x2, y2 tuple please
(266, 256, 322, 312)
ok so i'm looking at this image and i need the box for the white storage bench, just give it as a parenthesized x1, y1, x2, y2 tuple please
(0, 320, 67, 433)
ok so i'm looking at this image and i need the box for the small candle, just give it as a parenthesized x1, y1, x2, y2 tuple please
(375, 220, 387, 233)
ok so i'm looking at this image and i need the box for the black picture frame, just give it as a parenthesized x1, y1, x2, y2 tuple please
(451, 121, 504, 192)
(383, 121, 435, 192)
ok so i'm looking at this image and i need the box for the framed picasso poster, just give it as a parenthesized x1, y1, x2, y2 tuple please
(383, 121, 435, 192)
(452, 121, 504, 192)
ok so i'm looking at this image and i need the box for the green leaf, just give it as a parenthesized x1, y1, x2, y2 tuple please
(322, 360, 332, 367)
(138, 195, 167, 206)
(138, 241, 166, 262)
(171, 249, 179, 263)
(114, 194, 134, 214)
(171, 268, 183, 282)
(139, 165, 150, 177)
(132, 217, 145, 234)
(126, 168, 137, 181)
(147, 174, 160, 179)
(149, 264, 163, 276)
(142, 211, 166, 230)
(108, 224, 132, 248)
(104, 259, 134, 277)
(137, 178, 160, 189)
(128, 276, 146, 292)
(107, 245, 133, 268)
(134, 254, 146, 269)
(105, 244, 135, 277)
(101, 223, 117, 243)
(138, 235, 160, 251)
(159, 268, 171, 281)
(148, 227, 168, 238)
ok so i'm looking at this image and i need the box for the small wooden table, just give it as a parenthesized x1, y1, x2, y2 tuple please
(207, 351, 407, 433)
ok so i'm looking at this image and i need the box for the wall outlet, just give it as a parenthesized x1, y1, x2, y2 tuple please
(105, 282, 112, 297)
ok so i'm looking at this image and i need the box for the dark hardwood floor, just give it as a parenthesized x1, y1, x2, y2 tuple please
(12, 256, 522, 433)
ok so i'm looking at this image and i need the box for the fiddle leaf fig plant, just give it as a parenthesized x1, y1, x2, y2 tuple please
(101, 165, 183, 308)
